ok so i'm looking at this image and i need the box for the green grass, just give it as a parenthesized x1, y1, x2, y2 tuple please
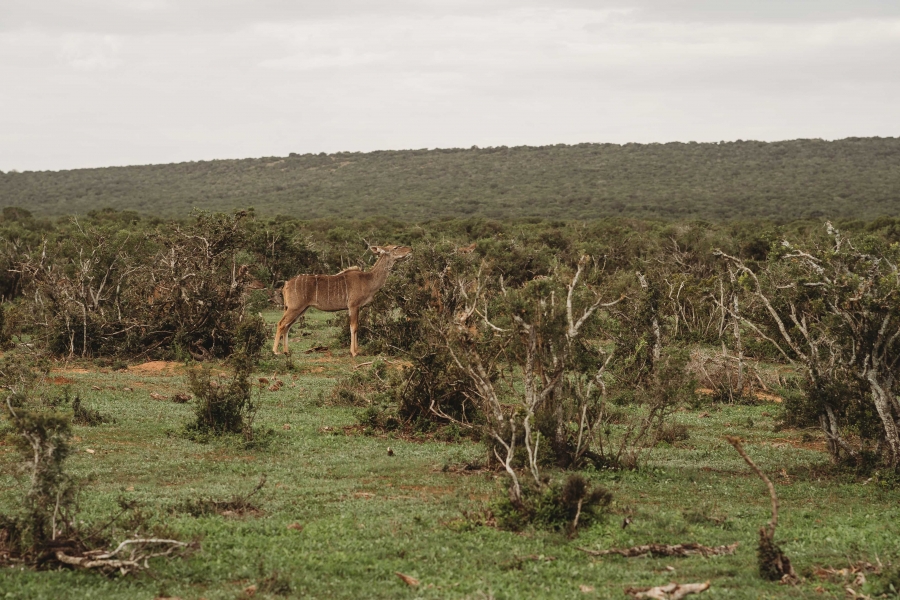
(1, 310, 898, 599)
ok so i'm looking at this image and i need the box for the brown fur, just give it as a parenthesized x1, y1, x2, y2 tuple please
(273, 245, 412, 356)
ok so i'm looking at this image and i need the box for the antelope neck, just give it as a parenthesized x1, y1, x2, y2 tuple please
(367, 254, 395, 287)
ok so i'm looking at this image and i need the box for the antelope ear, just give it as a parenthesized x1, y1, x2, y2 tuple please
(370, 246, 384, 255)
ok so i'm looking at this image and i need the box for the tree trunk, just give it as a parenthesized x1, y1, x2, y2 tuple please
(866, 370, 900, 467)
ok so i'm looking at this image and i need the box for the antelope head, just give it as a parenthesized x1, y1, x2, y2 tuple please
(370, 245, 413, 262)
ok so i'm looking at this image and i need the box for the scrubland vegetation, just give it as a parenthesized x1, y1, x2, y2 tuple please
(1, 205, 900, 598)
(2, 137, 899, 221)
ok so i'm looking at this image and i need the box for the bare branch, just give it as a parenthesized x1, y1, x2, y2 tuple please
(726, 437, 778, 539)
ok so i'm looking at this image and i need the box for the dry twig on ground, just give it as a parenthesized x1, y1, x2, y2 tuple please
(578, 543, 738, 559)
(55, 538, 194, 575)
(726, 436, 797, 582)
(625, 581, 710, 599)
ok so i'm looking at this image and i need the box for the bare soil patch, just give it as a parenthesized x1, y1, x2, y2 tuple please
(129, 361, 181, 374)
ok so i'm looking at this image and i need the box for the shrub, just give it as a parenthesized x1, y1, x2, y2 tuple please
(22, 210, 261, 360)
(72, 395, 113, 426)
(358, 404, 402, 432)
(182, 312, 266, 442)
(492, 475, 612, 535)
(0, 354, 44, 395)
(1, 400, 78, 554)
(0, 303, 8, 347)
(232, 313, 268, 363)
(185, 359, 258, 441)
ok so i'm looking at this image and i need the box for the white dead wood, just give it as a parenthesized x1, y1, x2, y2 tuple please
(626, 581, 710, 600)
(55, 538, 191, 574)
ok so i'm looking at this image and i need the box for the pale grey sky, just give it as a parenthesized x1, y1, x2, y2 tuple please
(1, 1, 898, 172)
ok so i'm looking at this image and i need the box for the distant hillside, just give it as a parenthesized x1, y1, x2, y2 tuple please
(2, 137, 899, 221)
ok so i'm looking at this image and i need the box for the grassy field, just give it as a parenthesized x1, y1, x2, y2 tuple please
(1, 310, 898, 599)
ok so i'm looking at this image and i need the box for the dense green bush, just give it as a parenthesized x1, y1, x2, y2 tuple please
(492, 475, 612, 534)
(185, 364, 257, 440)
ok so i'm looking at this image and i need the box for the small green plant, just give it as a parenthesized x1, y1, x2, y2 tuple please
(492, 474, 612, 535)
(869, 565, 900, 597)
(358, 404, 402, 432)
(256, 561, 294, 596)
(72, 395, 113, 426)
(233, 313, 268, 363)
(183, 314, 267, 441)
(174, 476, 266, 517)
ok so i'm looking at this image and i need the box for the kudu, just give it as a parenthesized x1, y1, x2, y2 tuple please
(273, 245, 412, 356)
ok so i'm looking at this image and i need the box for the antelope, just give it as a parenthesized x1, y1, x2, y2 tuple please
(273, 245, 412, 356)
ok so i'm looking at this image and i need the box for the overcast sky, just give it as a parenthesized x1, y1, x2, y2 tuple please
(1, 1, 898, 172)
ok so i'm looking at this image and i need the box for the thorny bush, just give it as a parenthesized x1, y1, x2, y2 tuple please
(17, 210, 261, 360)
(491, 474, 613, 535)
(355, 247, 687, 514)
(718, 222, 900, 469)
(184, 313, 267, 442)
